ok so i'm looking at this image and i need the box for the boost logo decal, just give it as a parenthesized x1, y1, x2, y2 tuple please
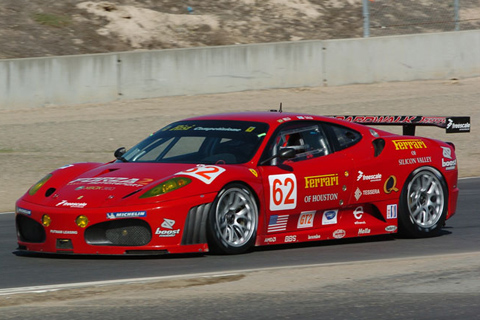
(155, 218, 180, 237)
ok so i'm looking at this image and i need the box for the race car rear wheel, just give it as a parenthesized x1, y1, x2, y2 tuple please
(398, 167, 448, 238)
(207, 184, 258, 254)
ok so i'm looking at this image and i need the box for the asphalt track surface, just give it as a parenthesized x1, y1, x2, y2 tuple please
(0, 177, 479, 319)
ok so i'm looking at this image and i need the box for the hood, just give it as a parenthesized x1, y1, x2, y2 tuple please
(29, 162, 224, 208)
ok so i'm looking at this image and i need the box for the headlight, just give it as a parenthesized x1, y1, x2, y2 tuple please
(140, 177, 191, 198)
(42, 214, 51, 227)
(76, 215, 89, 228)
(29, 174, 52, 196)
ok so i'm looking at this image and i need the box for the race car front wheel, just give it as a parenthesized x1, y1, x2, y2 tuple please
(398, 167, 448, 238)
(207, 184, 258, 254)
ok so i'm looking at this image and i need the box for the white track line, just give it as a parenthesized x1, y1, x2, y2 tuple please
(1, 251, 479, 296)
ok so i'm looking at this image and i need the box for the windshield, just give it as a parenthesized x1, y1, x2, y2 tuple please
(120, 120, 269, 164)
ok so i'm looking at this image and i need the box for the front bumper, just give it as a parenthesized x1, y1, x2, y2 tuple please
(15, 194, 215, 255)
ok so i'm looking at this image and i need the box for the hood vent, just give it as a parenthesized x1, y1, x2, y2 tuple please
(122, 189, 143, 199)
(45, 188, 56, 197)
(95, 168, 120, 176)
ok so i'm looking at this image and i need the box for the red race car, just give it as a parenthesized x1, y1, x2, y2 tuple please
(15, 111, 470, 255)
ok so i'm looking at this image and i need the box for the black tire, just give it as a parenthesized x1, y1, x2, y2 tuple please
(398, 167, 448, 238)
(207, 184, 258, 254)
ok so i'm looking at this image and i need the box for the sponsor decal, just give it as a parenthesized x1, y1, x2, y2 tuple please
(398, 156, 432, 165)
(446, 117, 471, 133)
(277, 117, 293, 123)
(304, 174, 339, 189)
(392, 139, 427, 150)
(441, 146, 452, 159)
(194, 127, 241, 132)
(75, 186, 116, 191)
(264, 237, 277, 243)
(298, 211, 316, 229)
(308, 234, 321, 240)
(68, 177, 153, 188)
(304, 193, 338, 203)
(155, 219, 180, 237)
(355, 188, 362, 201)
(385, 225, 397, 232)
(155, 228, 180, 237)
(249, 169, 258, 177)
(177, 165, 225, 184)
(107, 211, 147, 219)
(245, 127, 256, 132)
(268, 215, 289, 233)
(353, 206, 366, 225)
(56, 200, 87, 208)
(322, 210, 338, 226)
(386, 204, 397, 219)
(357, 171, 382, 182)
(442, 158, 457, 170)
(334, 115, 446, 126)
(384, 176, 399, 194)
(296, 115, 313, 120)
(355, 188, 380, 200)
(333, 229, 346, 239)
(161, 218, 175, 229)
(285, 235, 297, 242)
(17, 207, 31, 215)
(353, 206, 363, 219)
(168, 124, 195, 131)
(358, 228, 371, 235)
(269, 174, 297, 211)
(50, 230, 78, 235)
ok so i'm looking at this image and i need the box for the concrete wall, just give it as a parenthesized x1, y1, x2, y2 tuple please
(324, 31, 480, 86)
(1, 30, 479, 109)
(0, 54, 118, 109)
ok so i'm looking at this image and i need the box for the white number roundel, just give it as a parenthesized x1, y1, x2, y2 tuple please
(268, 174, 297, 211)
(177, 165, 225, 184)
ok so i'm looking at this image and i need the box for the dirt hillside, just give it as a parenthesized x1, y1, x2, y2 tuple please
(1, 0, 479, 59)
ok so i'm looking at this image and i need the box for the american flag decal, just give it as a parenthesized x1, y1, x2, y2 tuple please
(268, 215, 289, 233)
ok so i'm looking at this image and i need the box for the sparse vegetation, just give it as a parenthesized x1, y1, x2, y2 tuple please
(32, 13, 71, 28)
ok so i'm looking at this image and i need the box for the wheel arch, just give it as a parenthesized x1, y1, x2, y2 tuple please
(398, 165, 449, 238)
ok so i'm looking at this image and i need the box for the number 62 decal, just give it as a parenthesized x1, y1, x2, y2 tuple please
(177, 165, 226, 184)
(268, 173, 297, 211)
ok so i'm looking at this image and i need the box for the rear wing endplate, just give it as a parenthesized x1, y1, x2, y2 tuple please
(329, 115, 471, 136)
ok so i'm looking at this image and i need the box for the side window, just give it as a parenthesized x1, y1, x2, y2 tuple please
(330, 124, 362, 150)
(274, 125, 331, 163)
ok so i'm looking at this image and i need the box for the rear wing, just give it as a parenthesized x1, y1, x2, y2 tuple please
(329, 115, 471, 136)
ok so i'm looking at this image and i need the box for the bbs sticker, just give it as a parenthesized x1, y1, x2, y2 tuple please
(269, 173, 297, 211)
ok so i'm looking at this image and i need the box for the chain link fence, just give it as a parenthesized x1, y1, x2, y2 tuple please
(363, 0, 480, 37)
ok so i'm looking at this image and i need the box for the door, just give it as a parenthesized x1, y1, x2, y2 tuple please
(259, 121, 355, 235)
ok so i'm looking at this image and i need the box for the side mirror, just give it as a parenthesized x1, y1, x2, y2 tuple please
(114, 147, 127, 161)
(260, 147, 296, 165)
(278, 147, 296, 160)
